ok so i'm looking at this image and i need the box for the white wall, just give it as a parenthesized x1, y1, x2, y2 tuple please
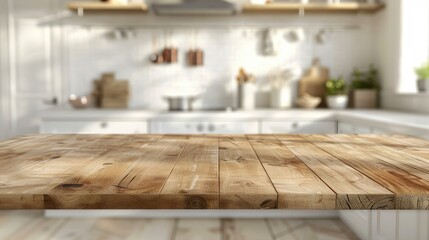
(5, 0, 416, 118)
(398, 0, 429, 93)
(376, 0, 429, 114)
(373, 0, 401, 93)
(64, 14, 375, 110)
(0, 0, 11, 140)
(0, 0, 66, 138)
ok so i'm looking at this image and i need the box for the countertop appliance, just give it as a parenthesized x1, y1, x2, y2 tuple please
(164, 96, 199, 111)
(151, 0, 239, 16)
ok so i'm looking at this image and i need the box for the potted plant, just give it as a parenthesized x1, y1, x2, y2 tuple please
(415, 62, 429, 93)
(326, 77, 348, 109)
(350, 65, 379, 108)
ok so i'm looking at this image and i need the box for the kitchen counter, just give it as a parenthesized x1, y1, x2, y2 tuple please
(40, 108, 429, 132)
(40, 107, 337, 121)
(1, 134, 429, 210)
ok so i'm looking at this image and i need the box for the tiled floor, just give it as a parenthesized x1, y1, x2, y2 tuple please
(0, 211, 358, 240)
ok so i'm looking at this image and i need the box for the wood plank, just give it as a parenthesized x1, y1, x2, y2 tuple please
(48, 218, 97, 240)
(267, 219, 306, 237)
(277, 135, 394, 209)
(48, 135, 184, 209)
(0, 212, 42, 239)
(248, 135, 336, 209)
(128, 219, 176, 240)
(305, 134, 429, 209)
(175, 219, 221, 240)
(0, 134, 429, 210)
(274, 219, 359, 240)
(355, 134, 429, 162)
(8, 217, 67, 240)
(333, 135, 429, 181)
(223, 219, 273, 240)
(68, 2, 148, 12)
(160, 136, 219, 209)
(219, 135, 277, 209)
(362, 134, 429, 148)
(0, 135, 107, 197)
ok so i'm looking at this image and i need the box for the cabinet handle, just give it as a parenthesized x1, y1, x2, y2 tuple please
(43, 97, 58, 106)
(292, 122, 299, 129)
(100, 122, 108, 128)
(208, 123, 215, 132)
(196, 123, 204, 132)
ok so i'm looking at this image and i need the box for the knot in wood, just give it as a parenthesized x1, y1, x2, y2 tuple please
(260, 200, 277, 209)
(185, 196, 208, 209)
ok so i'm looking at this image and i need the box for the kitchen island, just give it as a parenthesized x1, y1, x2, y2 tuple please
(0, 134, 428, 210)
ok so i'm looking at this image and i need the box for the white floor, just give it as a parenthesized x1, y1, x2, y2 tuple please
(0, 211, 358, 240)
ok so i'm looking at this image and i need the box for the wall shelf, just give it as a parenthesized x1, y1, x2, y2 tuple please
(242, 3, 386, 14)
(68, 2, 149, 13)
(67, 2, 385, 15)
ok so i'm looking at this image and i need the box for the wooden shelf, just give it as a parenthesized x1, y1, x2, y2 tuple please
(68, 2, 148, 13)
(242, 3, 386, 14)
(67, 2, 385, 15)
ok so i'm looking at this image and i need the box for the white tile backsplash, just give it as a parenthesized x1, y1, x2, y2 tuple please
(67, 19, 374, 109)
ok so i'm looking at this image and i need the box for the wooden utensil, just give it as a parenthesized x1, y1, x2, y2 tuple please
(187, 30, 204, 66)
(187, 49, 203, 66)
(298, 58, 329, 108)
(162, 31, 178, 63)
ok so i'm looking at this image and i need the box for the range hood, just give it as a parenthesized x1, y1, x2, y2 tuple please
(151, 0, 239, 16)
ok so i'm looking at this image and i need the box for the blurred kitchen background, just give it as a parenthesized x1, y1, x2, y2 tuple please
(1, 0, 429, 239)
(0, 0, 428, 140)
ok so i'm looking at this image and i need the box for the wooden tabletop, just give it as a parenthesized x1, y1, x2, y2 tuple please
(0, 134, 428, 210)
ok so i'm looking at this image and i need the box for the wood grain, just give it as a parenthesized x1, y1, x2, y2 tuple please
(0, 134, 429, 209)
(277, 135, 394, 209)
(248, 135, 336, 209)
(242, 2, 385, 14)
(160, 136, 219, 209)
(49, 135, 184, 209)
(219, 135, 277, 209)
(68, 2, 149, 12)
(305, 134, 429, 209)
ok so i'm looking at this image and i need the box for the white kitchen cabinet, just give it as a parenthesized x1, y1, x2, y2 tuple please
(370, 211, 429, 240)
(338, 122, 372, 134)
(40, 121, 148, 134)
(371, 128, 391, 134)
(338, 122, 429, 240)
(339, 211, 371, 240)
(150, 121, 259, 134)
(338, 122, 377, 240)
(261, 121, 337, 134)
(341, 209, 429, 240)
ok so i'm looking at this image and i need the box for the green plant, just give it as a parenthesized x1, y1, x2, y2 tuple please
(351, 65, 379, 89)
(415, 62, 429, 80)
(326, 77, 347, 96)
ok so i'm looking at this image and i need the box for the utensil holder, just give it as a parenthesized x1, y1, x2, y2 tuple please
(271, 86, 292, 109)
(238, 83, 256, 110)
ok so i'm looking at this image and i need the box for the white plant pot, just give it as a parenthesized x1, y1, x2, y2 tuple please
(271, 86, 292, 109)
(417, 79, 429, 93)
(326, 95, 348, 109)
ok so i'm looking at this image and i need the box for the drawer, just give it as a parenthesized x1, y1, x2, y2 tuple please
(340, 210, 371, 240)
(338, 122, 372, 134)
(40, 121, 148, 134)
(261, 121, 337, 134)
(150, 121, 259, 134)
